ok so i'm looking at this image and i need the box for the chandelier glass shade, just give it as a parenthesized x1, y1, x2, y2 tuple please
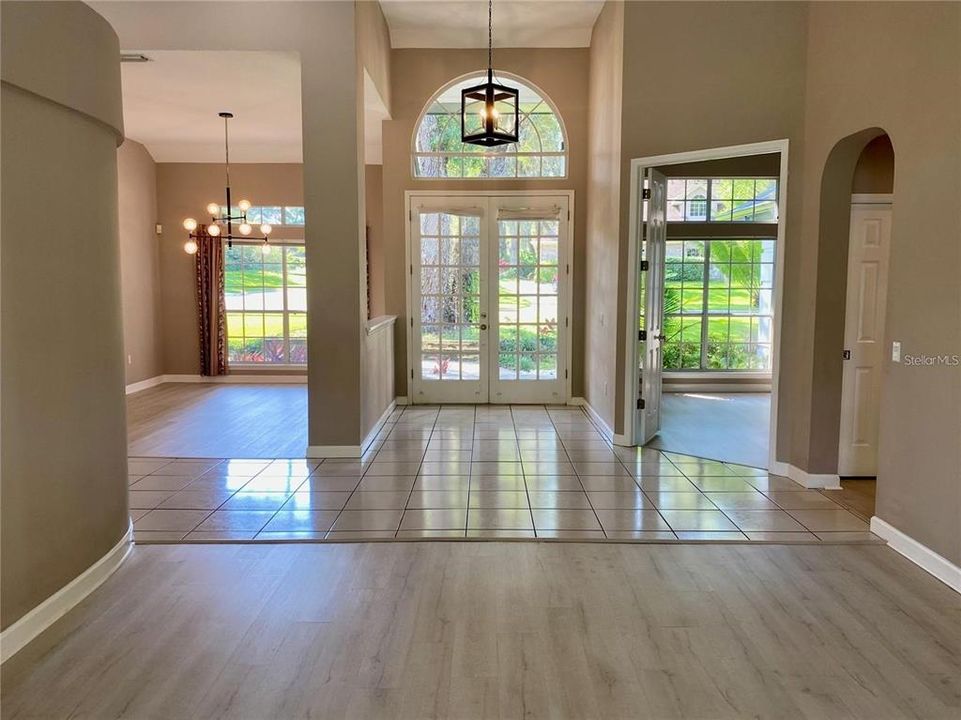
(182, 112, 273, 255)
(461, 0, 519, 147)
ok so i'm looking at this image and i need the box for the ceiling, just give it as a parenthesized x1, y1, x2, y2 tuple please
(120, 51, 303, 163)
(380, 0, 604, 48)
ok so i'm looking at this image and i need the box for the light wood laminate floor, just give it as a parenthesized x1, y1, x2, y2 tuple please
(2, 542, 958, 719)
(650, 392, 771, 469)
(127, 383, 307, 458)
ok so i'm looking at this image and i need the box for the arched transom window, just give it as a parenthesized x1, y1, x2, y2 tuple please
(413, 72, 567, 179)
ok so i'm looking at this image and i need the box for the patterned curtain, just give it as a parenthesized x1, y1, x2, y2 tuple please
(196, 226, 228, 376)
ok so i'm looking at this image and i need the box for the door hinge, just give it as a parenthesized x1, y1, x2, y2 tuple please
(564, 369, 568, 379)
(409, 209, 413, 221)
(637, 398, 645, 410)
(638, 329, 646, 341)
(566, 263, 570, 275)
(410, 317, 414, 328)
(411, 369, 414, 379)
(565, 317, 569, 328)
(640, 260, 649, 271)
(410, 264, 413, 275)
(642, 188, 651, 200)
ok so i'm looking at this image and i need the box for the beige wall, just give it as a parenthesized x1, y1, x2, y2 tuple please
(366, 164, 386, 317)
(98, 1, 367, 447)
(361, 321, 396, 438)
(1, 1, 128, 629)
(356, 0, 392, 113)
(607, 1, 809, 437)
(593, 1, 959, 563)
(382, 48, 590, 395)
(584, 0, 624, 424)
(799, 3, 960, 563)
(155, 163, 304, 374)
(658, 154, 781, 178)
(118, 140, 164, 384)
(852, 134, 895, 194)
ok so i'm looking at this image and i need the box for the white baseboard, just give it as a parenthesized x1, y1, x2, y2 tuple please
(870, 517, 961, 593)
(362, 400, 396, 451)
(124, 375, 164, 395)
(394, 396, 409, 406)
(768, 461, 840, 489)
(570, 397, 618, 443)
(1, 520, 133, 664)
(665, 383, 771, 393)
(306, 445, 362, 458)
(126, 374, 307, 394)
(307, 400, 396, 459)
(164, 374, 306, 385)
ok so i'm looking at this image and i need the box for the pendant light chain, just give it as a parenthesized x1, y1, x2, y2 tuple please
(488, 0, 493, 72)
(223, 113, 231, 187)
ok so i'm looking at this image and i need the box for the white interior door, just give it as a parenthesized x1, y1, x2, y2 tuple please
(838, 203, 892, 476)
(490, 197, 569, 404)
(409, 194, 570, 405)
(636, 169, 667, 444)
(410, 199, 488, 403)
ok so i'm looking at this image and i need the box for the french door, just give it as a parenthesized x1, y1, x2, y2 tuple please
(409, 194, 570, 404)
(635, 168, 667, 444)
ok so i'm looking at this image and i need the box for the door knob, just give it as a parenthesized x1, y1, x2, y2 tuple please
(480, 324, 488, 331)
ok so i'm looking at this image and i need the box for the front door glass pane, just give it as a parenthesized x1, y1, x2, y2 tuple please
(496, 218, 560, 380)
(419, 212, 481, 381)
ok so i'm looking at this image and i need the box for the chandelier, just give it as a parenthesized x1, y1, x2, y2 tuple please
(460, 0, 519, 146)
(182, 112, 273, 255)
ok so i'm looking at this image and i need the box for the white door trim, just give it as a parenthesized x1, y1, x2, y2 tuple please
(623, 139, 790, 471)
(404, 190, 575, 404)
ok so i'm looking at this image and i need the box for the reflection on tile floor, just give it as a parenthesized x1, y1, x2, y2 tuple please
(129, 406, 881, 545)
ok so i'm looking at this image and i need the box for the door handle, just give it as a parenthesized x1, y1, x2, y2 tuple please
(842, 349, 851, 360)
(480, 324, 488, 331)
(654, 334, 667, 341)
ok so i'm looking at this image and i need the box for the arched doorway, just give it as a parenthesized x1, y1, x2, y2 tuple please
(810, 129, 895, 518)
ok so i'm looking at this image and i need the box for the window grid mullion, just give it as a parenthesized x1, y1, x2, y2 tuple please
(700, 241, 711, 369)
(282, 247, 290, 364)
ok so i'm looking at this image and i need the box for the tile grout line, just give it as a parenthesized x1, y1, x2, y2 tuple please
(511, 405, 538, 538)
(395, 405, 438, 538)
(551, 407, 607, 539)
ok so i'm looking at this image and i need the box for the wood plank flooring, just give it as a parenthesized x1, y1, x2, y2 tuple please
(127, 383, 307, 458)
(649, 392, 771, 469)
(2, 542, 957, 719)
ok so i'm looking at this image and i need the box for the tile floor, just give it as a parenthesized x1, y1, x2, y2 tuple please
(129, 406, 879, 544)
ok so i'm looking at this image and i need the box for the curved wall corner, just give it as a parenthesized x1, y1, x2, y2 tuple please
(1, 1, 128, 633)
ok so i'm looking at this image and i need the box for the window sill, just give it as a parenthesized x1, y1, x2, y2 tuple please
(663, 371, 772, 380)
(229, 364, 307, 372)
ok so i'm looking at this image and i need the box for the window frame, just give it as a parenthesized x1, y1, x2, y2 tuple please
(666, 176, 779, 223)
(411, 70, 569, 181)
(224, 240, 307, 368)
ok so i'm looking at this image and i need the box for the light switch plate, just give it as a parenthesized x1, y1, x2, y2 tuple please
(892, 341, 901, 362)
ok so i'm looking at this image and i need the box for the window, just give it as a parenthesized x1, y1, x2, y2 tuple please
(225, 244, 306, 364)
(663, 239, 775, 371)
(667, 178, 778, 222)
(222, 206, 305, 226)
(413, 73, 567, 179)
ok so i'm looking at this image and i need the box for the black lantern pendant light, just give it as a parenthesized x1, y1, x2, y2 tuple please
(461, 0, 519, 146)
